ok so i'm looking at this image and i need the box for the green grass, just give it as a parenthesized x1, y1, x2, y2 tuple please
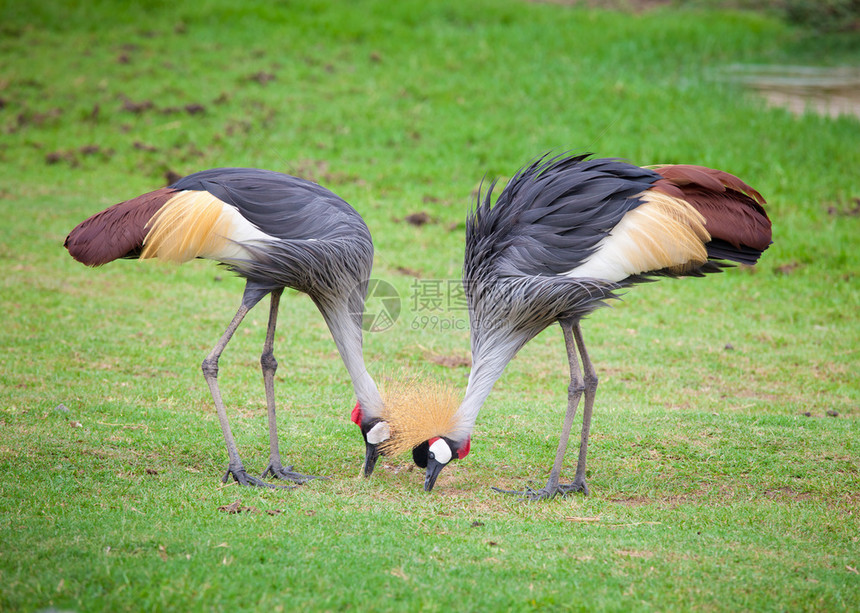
(1, 0, 858, 611)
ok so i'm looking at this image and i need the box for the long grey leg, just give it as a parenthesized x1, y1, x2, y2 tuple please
(260, 289, 320, 483)
(494, 320, 584, 500)
(201, 303, 288, 489)
(563, 321, 597, 495)
(542, 320, 585, 495)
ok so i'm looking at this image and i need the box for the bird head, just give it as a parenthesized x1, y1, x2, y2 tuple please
(411, 435, 471, 491)
(351, 402, 390, 478)
(377, 378, 467, 492)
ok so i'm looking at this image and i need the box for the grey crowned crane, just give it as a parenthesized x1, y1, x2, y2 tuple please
(65, 168, 391, 487)
(380, 153, 772, 499)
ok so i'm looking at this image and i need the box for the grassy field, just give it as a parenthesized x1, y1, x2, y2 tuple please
(1, 0, 858, 611)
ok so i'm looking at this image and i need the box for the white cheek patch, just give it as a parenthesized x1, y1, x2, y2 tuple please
(429, 439, 452, 464)
(366, 421, 391, 445)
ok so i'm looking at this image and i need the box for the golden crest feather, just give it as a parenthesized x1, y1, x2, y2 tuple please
(378, 378, 461, 457)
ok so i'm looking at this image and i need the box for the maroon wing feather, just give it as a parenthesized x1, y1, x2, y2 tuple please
(651, 165, 772, 256)
(64, 187, 177, 266)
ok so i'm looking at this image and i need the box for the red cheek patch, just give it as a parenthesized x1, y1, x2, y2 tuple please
(350, 402, 362, 426)
(457, 437, 471, 459)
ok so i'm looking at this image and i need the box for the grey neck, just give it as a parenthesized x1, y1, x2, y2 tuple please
(321, 304, 383, 415)
(452, 334, 523, 440)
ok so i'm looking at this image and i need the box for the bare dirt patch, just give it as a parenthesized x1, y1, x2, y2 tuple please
(611, 491, 705, 508)
(218, 499, 284, 515)
(427, 353, 472, 368)
(763, 486, 813, 502)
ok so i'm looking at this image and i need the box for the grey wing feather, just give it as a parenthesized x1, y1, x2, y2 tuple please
(466, 154, 660, 279)
(171, 168, 370, 244)
(171, 168, 373, 309)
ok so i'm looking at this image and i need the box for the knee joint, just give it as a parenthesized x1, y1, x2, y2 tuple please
(260, 351, 278, 373)
(568, 381, 585, 397)
(201, 357, 219, 378)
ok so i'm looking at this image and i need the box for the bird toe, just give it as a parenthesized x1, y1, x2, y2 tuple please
(224, 466, 296, 489)
(262, 463, 326, 484)
(558, 479, 589, 497)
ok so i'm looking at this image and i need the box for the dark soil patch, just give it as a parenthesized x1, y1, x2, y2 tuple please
(428, 354, 472, 368)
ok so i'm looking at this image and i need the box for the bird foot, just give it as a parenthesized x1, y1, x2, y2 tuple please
(558, 478, 589, 497)
(261, 463, 326, 484)
(222, 466, 296, 489)
(492, 478, 589, 501)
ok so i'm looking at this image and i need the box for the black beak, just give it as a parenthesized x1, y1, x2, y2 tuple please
(362, 441, 380, 478)
(424, 457, 446, 492)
